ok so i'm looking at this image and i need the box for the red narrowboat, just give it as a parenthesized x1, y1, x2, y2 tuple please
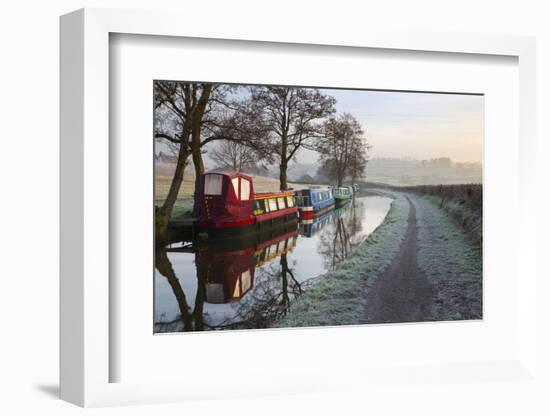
(197, 170, 298, 239)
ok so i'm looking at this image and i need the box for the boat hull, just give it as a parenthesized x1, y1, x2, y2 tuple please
(196, 211, 297, 241)
(335, 196, 352, 207)
(298, 203, 335, 219)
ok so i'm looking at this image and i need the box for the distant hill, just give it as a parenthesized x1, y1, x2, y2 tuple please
(365, 158, 482, 186)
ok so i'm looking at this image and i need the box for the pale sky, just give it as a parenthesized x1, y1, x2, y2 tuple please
(309, 88, 484, 164)
(163, 85, 484, 166)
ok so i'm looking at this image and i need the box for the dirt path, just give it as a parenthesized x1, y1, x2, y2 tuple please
(365, 197, 433, 323)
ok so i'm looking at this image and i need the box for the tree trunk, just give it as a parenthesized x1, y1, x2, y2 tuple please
(155, 248, 193, 331)
(190, 84, 213, 216)
(279, 159, 288, 190)
(192, 146, 205, 216)
(280, 254, 290, 309)
(156, 142, 190, 244)
(279, 135, 288, 190)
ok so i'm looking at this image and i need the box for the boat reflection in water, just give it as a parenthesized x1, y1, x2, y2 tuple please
(155, 221, 299, 332)
(196, 224, 299, 304)
(299, 203, 351, 238)
(298, 201, 364, 272)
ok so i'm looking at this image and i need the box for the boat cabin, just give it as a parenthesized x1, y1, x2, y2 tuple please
(333, 186, 352, 198)
(198, 170, 298, 237)
(198, 170, 255, 228)
(295, 187, 335, 219)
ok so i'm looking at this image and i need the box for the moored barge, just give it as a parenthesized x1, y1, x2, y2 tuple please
(197, 170, 298, 239)
(333, 186, 354, 206)
(294, 186, 335, 219)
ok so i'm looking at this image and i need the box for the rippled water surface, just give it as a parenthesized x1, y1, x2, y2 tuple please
(155, 195, 392, 332)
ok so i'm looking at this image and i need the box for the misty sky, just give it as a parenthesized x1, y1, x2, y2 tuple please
(158, 85, 484, 166)
(297, 89, 484, 165)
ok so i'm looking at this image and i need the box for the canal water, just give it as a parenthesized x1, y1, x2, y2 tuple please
(154, 195, 392, 333)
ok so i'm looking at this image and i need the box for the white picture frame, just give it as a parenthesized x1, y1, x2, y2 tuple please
(60, 8, 538, 407)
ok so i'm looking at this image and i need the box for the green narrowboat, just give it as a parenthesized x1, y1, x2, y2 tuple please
(333, 186, 353, 206)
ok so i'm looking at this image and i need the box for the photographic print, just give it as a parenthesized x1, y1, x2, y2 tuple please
(154, 82, 483, 333)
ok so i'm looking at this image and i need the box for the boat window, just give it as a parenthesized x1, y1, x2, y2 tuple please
(287, 196, 294, 207)
(253, 199, 265, 215)
(204, 174, 223, 195)
(277, 197, 286, 210)
(231, 177, 239, 198)
(268, 198, 278, 212)
(241, 178, 250, 200)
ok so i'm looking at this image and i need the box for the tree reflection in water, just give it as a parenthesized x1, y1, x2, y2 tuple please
(155, 247, 205, 333)
(316, 200, 362, 272)
(221, 252, 304, 330)
(155, 224, 303, 332)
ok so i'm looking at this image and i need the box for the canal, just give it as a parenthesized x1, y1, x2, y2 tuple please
(154, 195, 392, 333)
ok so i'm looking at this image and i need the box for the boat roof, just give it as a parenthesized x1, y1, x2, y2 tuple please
(204, 169, 253, 181)
(296, 186, 331, 192)
(254, 190, 295, 199)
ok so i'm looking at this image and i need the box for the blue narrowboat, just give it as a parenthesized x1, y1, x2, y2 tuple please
(294, 186, 335, 219)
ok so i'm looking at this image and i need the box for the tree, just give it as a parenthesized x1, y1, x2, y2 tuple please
(154, 82, 264, 241)
(316, 113, 369, 186)
(248, 86, 336, 190)
(154, 81, 214, 240)
(348, 134, 370, 185)
(209, 140, 257, 172)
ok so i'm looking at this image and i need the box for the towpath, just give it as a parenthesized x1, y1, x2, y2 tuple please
(365, 197, 433, 323)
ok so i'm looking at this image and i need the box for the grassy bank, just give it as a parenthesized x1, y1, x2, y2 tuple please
(158, 199, 194, 221)
(397, 184, 482, 246)
(276, 192, 410, 328)
(365, 183, 482, 246)
(412, 194, 482, 320)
